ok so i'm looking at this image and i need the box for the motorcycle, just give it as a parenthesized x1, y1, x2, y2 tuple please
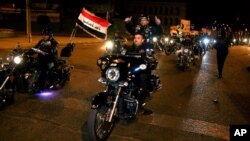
(87, 52, 160, 141)
(30, 43, 74, 93)
(199, 37, 211, 55)
(164, 37, 181, 56)
(152, 36, 164, 52)
(3, 43, 74, 94)
(0, 43, 39, 109)
(176, 45, 195, 71)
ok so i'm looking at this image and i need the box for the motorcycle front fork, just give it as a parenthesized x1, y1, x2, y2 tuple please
(108, 86, 122, 122)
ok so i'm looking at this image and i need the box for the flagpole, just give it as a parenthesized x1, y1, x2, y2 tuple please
(106, 11, 109, 21)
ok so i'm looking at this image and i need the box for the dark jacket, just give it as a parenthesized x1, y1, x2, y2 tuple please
(125, 43, 151, 55)
(34, 38, 58, 65)
(125, 22, 163, 41)
(214, 33, 231, 55)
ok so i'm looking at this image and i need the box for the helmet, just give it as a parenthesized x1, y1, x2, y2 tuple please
(138, 14, 150, 21)
(42, 27, 53, 36)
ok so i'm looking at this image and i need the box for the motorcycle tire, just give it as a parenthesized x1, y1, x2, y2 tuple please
(0, 88, 15, 110)
(164, 49, 172, 56)
(87, 106, 116, 141)
(0, 93, 5, 110)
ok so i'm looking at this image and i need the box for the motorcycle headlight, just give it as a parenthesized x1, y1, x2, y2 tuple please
(243, 38, 248, 43)
(233, 38, 236, 43)
(146, 48, 154, 56)
(164, 37, 169, 42)
(14, 56, 22, 64)
(105, 41, 114, 50)
(105, 67, 120, 82)
(97, 59, 102, 65)
(184, 48, 189, 53)
(153, 37, 157, 42)
(203, 38, 210, 44)
(6, 55, 14, 62)
(170, 39, 174, 44)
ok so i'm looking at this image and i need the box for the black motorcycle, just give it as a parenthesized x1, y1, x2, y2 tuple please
(152, 36, 164, 52)
(177, 45, 195, 71)
(87, 53, 160, 141)
(29, 44, 74, 93)
(2, 43, 74, 95)
(164, 38, 181, 56)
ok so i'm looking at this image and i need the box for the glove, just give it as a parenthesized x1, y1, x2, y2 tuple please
(125, 16, 132, 23)
(155, 16, 161, 25)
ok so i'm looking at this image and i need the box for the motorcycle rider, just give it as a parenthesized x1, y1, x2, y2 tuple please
(33, 27, 58, 91)
(125, 14, 163, 47)
(124, 32, 155, 115)
(199, 32, 211, 54)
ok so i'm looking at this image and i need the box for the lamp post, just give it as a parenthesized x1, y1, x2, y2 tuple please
(26, 0, 32, 42)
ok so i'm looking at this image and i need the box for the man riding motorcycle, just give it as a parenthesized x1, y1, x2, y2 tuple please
(33, 27, 58, 90)
(125, 14, 163, 47)
(123, 32, 159, 115)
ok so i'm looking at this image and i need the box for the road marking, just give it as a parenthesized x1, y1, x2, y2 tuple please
(139, 113, 229, 140)
(201, 62, 216, 66)
(110, 135, 142, 141)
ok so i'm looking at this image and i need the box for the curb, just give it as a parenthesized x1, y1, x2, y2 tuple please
(0, 28, 15, 38)
(0, 32, 104, 49)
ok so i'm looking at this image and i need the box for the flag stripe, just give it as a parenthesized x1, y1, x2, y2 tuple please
(78, 13, 108, 34)
(81, 9, 110, 27)
(77, 8, 111, 40)
(76, 20, 106, 40)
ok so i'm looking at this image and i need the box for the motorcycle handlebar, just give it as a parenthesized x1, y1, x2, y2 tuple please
(31, 48, 48, 55)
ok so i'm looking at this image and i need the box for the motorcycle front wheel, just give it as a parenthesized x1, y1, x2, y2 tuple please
(0, 88, 14, 110)
(88, 106, 116, 141)
(0, 92, 5, 109)
(164, 47, 172, 56)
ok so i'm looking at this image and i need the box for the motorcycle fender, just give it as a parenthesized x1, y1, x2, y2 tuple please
(91, 92, 109, 109)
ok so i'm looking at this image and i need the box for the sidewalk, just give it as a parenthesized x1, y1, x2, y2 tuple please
(0, 32, 103, 49)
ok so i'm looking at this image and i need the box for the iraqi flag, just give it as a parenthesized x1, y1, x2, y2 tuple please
(76, 8, 111, 40)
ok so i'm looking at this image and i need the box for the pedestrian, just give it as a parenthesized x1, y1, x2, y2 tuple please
(214, 26, 231, 79)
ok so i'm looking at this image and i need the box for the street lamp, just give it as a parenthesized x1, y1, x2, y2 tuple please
(26, 0, 32, 42)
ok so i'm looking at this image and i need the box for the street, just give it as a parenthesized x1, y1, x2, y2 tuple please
(0, 38, 250, 141)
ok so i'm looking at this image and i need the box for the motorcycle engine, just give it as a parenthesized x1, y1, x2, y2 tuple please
(123, 97, 138, 116)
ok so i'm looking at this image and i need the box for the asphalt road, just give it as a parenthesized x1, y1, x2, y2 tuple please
(0, 40, 250, 141)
